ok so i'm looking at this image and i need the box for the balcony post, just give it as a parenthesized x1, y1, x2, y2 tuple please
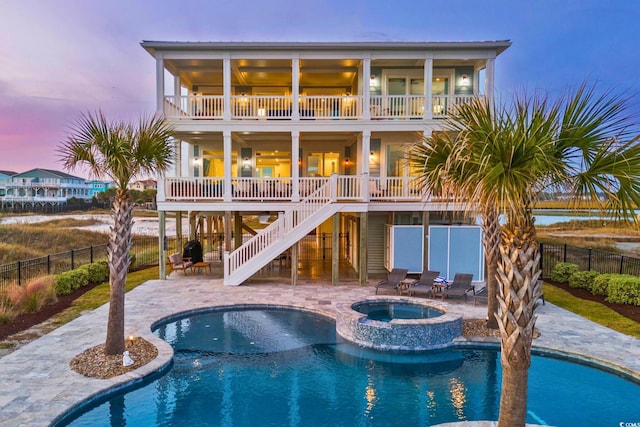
(155, 52, 165, 114)
(223, 54, 231, 120)
(223, 130, 232, 202)
(291, 130, 300, 202)
(363, 58, 371, 120)
(424, 57, 433, 120)
(485, 57, 496, 109)
(292, 57, 300, 120)
(362, 130, 371, 175)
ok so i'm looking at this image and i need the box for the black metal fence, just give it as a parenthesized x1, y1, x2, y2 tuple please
(0, 232, 351, 290)
(539, 242, 640, 278)
(4, 236, 629, 291)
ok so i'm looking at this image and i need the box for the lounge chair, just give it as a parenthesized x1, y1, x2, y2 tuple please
(375, 268, 408, 295)
(167, 252, 194, 276)
(433, 273, 474, 301)
(407, 270, 440, 297)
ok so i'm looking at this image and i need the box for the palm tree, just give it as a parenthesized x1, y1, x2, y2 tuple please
(59, 111, 174, 355)
(412, 83, 640, 426)
(410, 120, 502, 329)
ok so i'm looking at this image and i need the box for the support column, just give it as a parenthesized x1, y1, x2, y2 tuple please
(363, 58, 371, 120)
(424, 57, 433, 120)
(234, 212, 243, 249)
(155, 53, 164, 114)
(292, 57, 300, 120)
(423, 211, 430, 270)
(362, 130, 371, 175)
(332, 213, 339, 286)
(291, 242, 298, 286)
(159, 210, 166, 279)
(223, 130, 232, 202)
(291, 130, 300, 201)
(359, 212, 368, 286)
(485, 57, 496, 109)
(223, 54, 231, 121)
(224, 211, 232, 252)
(176, 211, 183, 250)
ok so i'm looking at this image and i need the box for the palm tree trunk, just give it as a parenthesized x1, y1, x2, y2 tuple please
(482, 204, 500, 329)
(495, 219, 541, 427)
(104, 191, 133, 355)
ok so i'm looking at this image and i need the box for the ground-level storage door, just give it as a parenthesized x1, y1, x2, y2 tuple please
(428, 226, 484, 281)
(385, 225, 424, 274)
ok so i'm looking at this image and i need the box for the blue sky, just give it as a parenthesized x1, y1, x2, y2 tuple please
(1, 0, 639, 176)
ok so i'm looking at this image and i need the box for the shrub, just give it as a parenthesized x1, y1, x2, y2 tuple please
(0, 300, 17, 324)
(78, 262, 109, 284)
(5, 277, 57, 313)
(606, 275, 640, 306)
(568, 270, 599, 291)
(550, 262, 580, 283)
(591, 273, 618, 296)
(21, 277, 57, 313)
(55, 269, 90, 295)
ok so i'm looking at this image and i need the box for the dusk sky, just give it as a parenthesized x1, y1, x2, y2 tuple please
(1, 0, 639, 177)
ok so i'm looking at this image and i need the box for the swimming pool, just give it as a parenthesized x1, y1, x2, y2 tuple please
(57, 307, 640, 426)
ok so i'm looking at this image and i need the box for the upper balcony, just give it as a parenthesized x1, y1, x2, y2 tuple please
(163, 93, 479, 121)
(144, 41, 510, 124)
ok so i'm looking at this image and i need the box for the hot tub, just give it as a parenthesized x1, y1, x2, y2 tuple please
(336, 297, 462, 351)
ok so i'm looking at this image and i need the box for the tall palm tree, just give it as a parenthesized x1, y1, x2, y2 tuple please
(59, 111, 174, 355)
(412, 83, 640, 426)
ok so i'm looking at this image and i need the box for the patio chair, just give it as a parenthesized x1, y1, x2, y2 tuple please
(167, 252, 194, 276)
(407, 270, 440, 297)
(375, 268, 408, 295)
(434, 273, 474, 301)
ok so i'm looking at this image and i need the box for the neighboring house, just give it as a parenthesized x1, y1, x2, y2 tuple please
(87, 180, 115, 198)
(3, 168, 92, 210)
(142, 40, 510, 285)
(0, 170, 17, 198)
(129, 179, 157, 191)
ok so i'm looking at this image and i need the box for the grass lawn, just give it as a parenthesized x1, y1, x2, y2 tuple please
(46, 267, 159, 329)
(542, 282, 640, 338)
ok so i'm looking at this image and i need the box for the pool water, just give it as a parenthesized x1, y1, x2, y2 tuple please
(352, 301, 443, 322)
(59, 308, 640, 426)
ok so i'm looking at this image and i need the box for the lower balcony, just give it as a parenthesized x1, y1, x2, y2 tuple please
(162, 176, 429, 203)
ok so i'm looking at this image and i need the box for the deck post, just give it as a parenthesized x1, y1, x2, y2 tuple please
(224, 211, 232, 252)
(332, 212, 339, 286)
(359, 212, 368, 286)
(291, 242, 298, 286)
(234, 212, 243, 249)
(158, 210, 166, 279)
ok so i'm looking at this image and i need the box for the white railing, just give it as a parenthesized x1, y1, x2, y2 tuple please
(232, 177, 293, 199)
(163, 94, 480, 120)
(298, 95, 361, 119)
(165, 177, 225, 200)
(232, 95, 292, 119)
(225, 178, 335, 280)
(163, 175, 430, 202)
(368, 176, 427, 201)
(164, 95, 224, 118)
(369, 95, 425, 119)
(432, 95, 478, 118)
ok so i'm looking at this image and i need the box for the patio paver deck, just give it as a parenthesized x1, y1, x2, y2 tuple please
(0, 277, 638, 426)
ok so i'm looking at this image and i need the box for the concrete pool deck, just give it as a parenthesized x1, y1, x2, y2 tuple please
(0, 276, 639, 426)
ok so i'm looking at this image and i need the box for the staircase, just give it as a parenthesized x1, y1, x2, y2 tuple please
(223, 177, 342, 285)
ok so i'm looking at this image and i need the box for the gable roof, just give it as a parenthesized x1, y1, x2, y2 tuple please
(12, 168, 86, 181)
(0, 170, 17, 176)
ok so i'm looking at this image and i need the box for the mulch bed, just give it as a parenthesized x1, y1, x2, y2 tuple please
(0, 282, 102, 341)
(545, 280, 640, 323)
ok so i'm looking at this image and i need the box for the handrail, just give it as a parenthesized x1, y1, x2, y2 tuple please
(225, 176, 335, 280)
